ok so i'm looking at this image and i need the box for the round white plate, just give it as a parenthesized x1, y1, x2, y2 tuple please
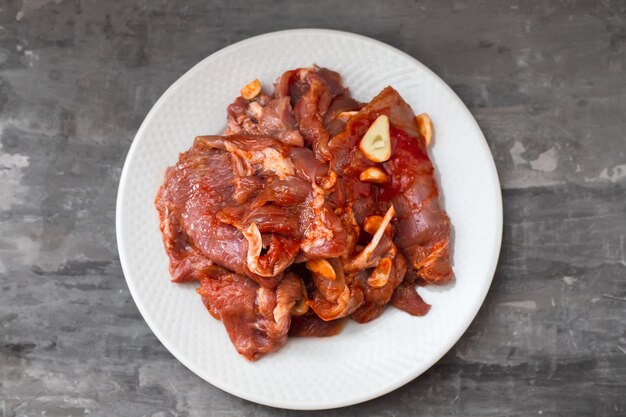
(116, 29, 502, 410)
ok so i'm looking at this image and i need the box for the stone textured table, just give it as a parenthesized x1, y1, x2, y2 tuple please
(1, 1, 625, 416)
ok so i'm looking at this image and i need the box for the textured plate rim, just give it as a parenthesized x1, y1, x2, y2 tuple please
(116, 28, 503, 410)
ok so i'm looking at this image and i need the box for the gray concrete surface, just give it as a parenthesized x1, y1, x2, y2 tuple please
(1, 0, 625, 416)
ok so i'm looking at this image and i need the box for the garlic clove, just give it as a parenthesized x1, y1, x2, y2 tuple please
(359, 115, 391, 162)
(305, 259, 336, 281)
(241, 79, 262, 100)
(359, 167, 389, 184)
(367, 258, 392, 288)
(416, 113, 433, 146)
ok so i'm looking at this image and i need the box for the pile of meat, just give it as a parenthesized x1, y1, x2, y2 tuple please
(155, 66, 453, 360)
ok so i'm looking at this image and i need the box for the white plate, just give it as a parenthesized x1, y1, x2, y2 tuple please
(116, 29, 502, 410)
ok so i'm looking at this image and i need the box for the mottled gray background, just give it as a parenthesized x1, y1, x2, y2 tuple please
(1, 0, 625, 416)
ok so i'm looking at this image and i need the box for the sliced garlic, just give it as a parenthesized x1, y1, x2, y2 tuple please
(241, 79, 262, 100)
(416, 113, 433, 146)
(363, 215, 384, 235)
(359, 167, 389, 184)
(359, 115, 391, 162)
(367, 258, 392, 288)
(320, 171, 338, 190)
(345, 205, 395, 272)
(337, 111, 358, 121)
(306, 259, 336, 281)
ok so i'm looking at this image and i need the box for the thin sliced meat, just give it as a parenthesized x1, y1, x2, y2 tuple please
(273, 68, 300, 100)
(258, 97, 304, 146)
(155, 196, 205, 283)
(251, 176, 311, 208)
(196, 135, 296, 179)
(197, 269, 306, 360)
(289, 314, 346, 337)
(155, 147, 236, 282)
(170, 255, 214, 283)
(391, 283, 431, 316)
(293, 77, 333, 161)
(329, 86, 453, 284)
(381, 127, 453, 284)
(274, 66, 352, 162)
(324, 93, 363, 137)
(287, 146, 330, 185)
(299, 192, 349, 260)
(314, 67, 346, 96)
(232, 176, 263, 204)
(225, 95, 304, 146)
(328, 175, 377, 225)
(273, 66, 345, 103)
(225, 96, 252, 135)
(355, 86, 421, 136)
(217, 205, 301, 237)
(192, 215, 292, 286)
(351, 254, 408, 323)
(308, 259, 364, 321)
(155, 136, 299, 287)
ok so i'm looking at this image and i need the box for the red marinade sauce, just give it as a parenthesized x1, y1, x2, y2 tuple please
(380, 127, 429, 201)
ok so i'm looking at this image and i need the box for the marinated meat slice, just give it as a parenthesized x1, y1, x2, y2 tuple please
(217, 205, 301, 237)
(158, 133, 352, 285)
(273, 68, 301, 100)
(293, 77, 333, 161)
(169, 255, 214, 283)
(382, 129, 452, 284)
(155, 137, 298, 287)
(259, 97, 305, 146)
(228, 66, 353, 154)
(251, 176, 311, 208)
(196, 135, 296, 179)
(201, 135, 348, 260)
(232, 176, 263, 204)
(241, 223, 299, 279)
(287, 146, 330, 185)
(370, 88, 452, 284)
(273, 66, 345, 102)
(155, 146, 233, 283)
(308, 259, 364, 321)
(224, 96, 252, 135)
(356, 86, 421, 137)
(325, 94, 364, 137)
(155, 197, 200, 283)
(245, 206, 300, 236)
(225, 95, 304, 146)
(197, 269, 306, 360)
(391, 283, 431, 316)
(289, 313, 346, 337)
(328, 175, 377, 225)
(273, 66, 354, 162)
(190, 211, 295, 287)
(299, 196, 349, 260)
(314, 67, 347, 96)
(330, 86, 453, 284)
(225, 94, 271, 135)
(351, 254, 408, 323)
